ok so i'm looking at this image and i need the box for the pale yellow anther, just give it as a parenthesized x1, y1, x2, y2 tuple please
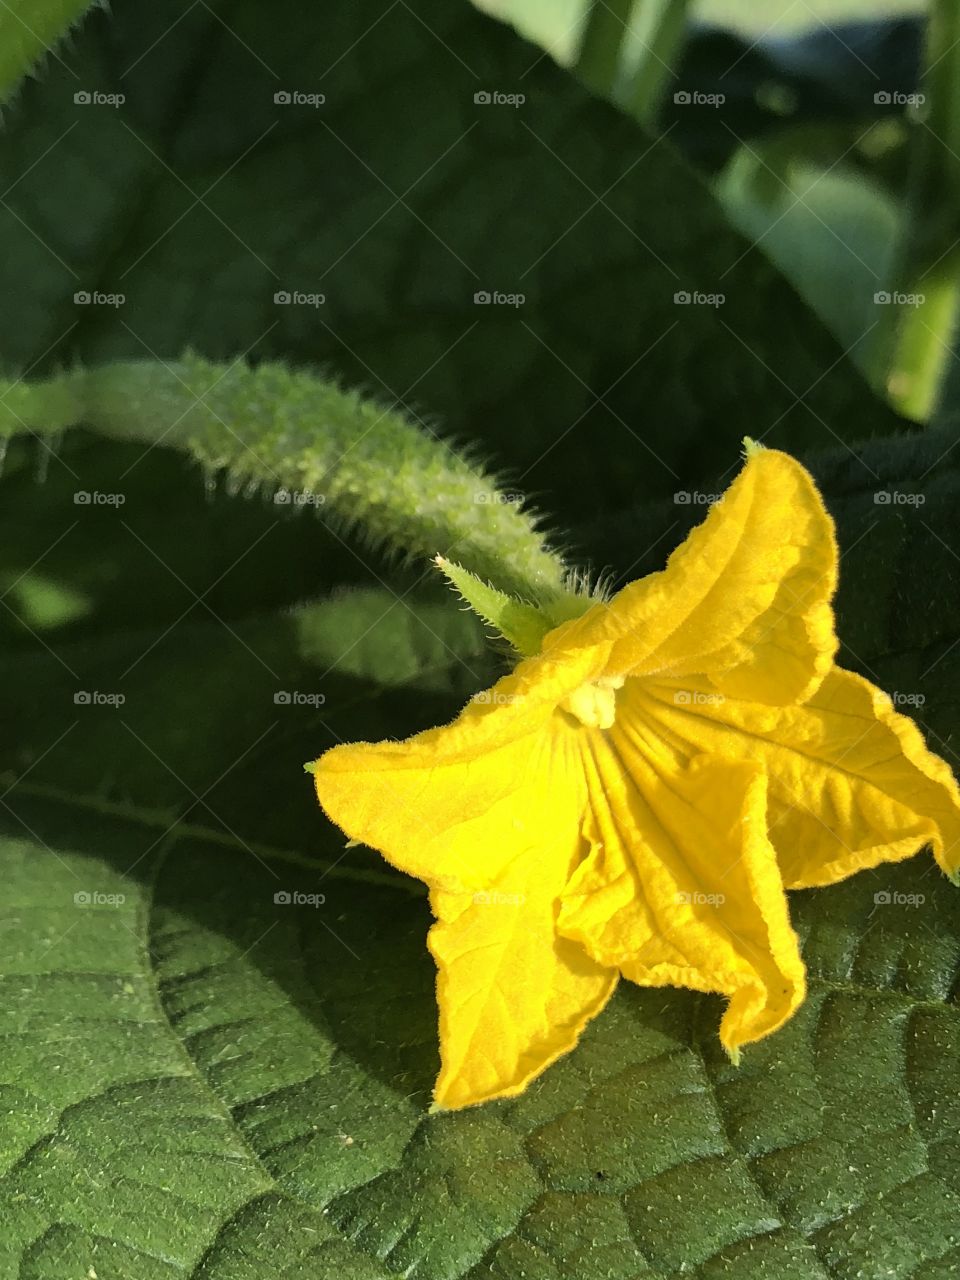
(560, 674, 625, 729)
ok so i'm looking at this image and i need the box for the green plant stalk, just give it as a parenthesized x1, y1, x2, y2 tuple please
(574, 0, 636, 94)
(871, 0, 960, 421)
(883, 274, 958, 419)
(625, 0, 693, 126)
(923, 0, 960, 171)
(0, 356, 570, 604)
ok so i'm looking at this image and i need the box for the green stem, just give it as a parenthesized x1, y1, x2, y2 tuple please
(625, 0, 693, 126)
(0, 356, 569, 603)
(923, 0, 960, 172)
(575, 0, 636, 94)
(870, 0, 960, 421)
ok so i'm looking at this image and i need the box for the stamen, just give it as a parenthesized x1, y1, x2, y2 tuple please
(561, 674, 625, 729)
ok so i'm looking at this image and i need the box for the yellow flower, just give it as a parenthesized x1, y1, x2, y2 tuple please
(312, 448, 960, 1110)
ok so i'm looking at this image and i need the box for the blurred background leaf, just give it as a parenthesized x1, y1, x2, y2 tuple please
(476, 0, 960, 425)
(0, 0, 909, 530)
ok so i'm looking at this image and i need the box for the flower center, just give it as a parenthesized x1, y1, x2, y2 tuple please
(560, 674, 625, 729)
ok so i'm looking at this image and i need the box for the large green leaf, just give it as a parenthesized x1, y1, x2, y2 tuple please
(0, 0, 909, 518)
(4, 808, 959, 1278)
(2, 431, 960, 1276)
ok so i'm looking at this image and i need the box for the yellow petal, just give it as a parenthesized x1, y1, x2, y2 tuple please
(557, 727, 806, 1057)
(430, 874, 618, 1109)
(415, 716, 616, 1110)
(634, 670, 960, 887)
(545, 449, 838, 705)
(312, 642, 608, 893)
(314, 663, 618, 1110)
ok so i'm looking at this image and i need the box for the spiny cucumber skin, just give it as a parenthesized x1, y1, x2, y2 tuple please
(0, 357, 570, 602)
